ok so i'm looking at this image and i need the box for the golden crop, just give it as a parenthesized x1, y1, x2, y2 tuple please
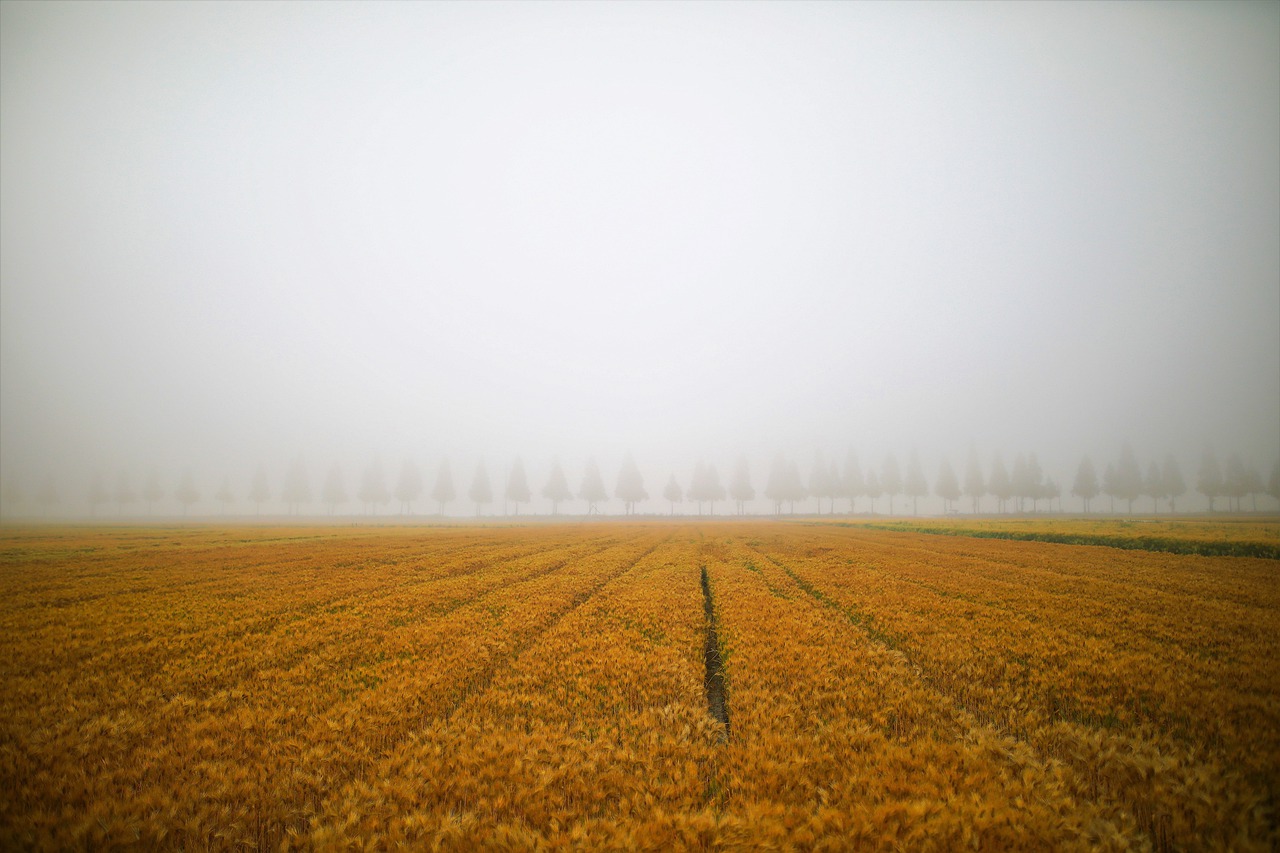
(0, 522, 1275, 850)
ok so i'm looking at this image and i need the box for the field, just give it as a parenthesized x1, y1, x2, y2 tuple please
(1, 521, 1277, 850)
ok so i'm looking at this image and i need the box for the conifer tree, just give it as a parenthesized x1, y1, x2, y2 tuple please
(579, 458, 608, 515)
(467, 462, 493, 516)
(963, 444, 985, 513)
(1197, 445, 1224, 511)
(663, 473, 683, 515)
(904, 449, 928, 516)
(729, 455, 754, 515)
(1162, 454, 1186, 513)
(542, 459, 572, 515)
(842, 449, 863, 514)
(1072, 456, 1099, 513)
(322, 463, 347, 515)
(393, 459, 423, 515)
(989, 454, 1012, 514)
(881, 454, 902, 516)
(249, 464, 270, 515)
(431, 460, 456, 515)
(615, 454, 647, 515)
(504, 458, 531, 515)
(935, 458, 960, 512)
(1114, 442, 1143, 514)
(359, 459, 390, 516)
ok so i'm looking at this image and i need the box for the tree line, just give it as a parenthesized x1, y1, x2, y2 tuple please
(3, 444, 1278, 518)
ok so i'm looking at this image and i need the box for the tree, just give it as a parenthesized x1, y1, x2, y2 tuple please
(1113, 442, 1143, 514)
(963, 444, 985, 514)
(764, 453, 788, 515)
(1223, 454, 1259, 512)
(904, 449, 928, 516)
(1010, 454, 1031, 513)
(393, 459, 423, 515)
(935, 458, 960, 512)
(842, 449, 863, 514)
(504, 458, 531, 515)
(359, 459, 390, 515)
(542, 459, 572, 515)
(282, 457, 312, 515)
(1102, 463, 1117, 514)
(215, 475, 233, 514)
(1197, 445, 1224, 511)
(579, 458, 608, 515)
(174, 469, 199, 516)
(1162, 454, 1186, 514)
(988, 454, 1012, 514)
(881, 454, 902, 516)
(1025, 454, 1045, 512)
(785, 458, 807, 514)
(141, 470, 162, 515)
(1143, 461, 1165, 513)
(249, 464, 270, 515)
(431, 461, 456, 515)
(1268, 460, 1280, 506)
(689, 462, 710, 515)
(863, 468, 882, 514)
(322, 463, 347, 515)
(468, 462, 493, 516)
(114, 471, 136, 515)
(616, 454, 647, 515)
(87, 472, 109, 516)
(729, 455, 754, 515)
(663, 473, 683, 515)
(809, 451, 836, 514)
(1072, 456, 1099, 513)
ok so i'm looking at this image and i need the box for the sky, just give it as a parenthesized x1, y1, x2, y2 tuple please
(1, 1, 1277, 514)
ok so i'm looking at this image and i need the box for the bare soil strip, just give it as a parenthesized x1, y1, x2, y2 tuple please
(701, 564, 730, 739)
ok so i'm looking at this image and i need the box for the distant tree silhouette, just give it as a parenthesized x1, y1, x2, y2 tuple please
(935, 458, 960, 512)
(249, 464, 270, 515)
(615, 454, 647, 515)
(988, 454, 1012, 514)
(1223, 454, 1258, 512)
(1114, 442, 1143, 514)
(431, 461, 456, 515)
(542, 459, 572, 515)
(1072, 456, 1099, 513)
(1010, 454, 1030, 513)
(215, 475, 233, 515)
(1197, 445, 1224, 512)
(842, 449, 863, 514)
(1162, 454, 1186, 513)
(467, 462, 493, 516)
(174, 469, 199, 516)
(904, 450, 928, 516)
(579, 458, 607, 515)
(1024, 454, 1045, 512)
(809, 451, 836, 515)
(784, 458, 806, 514)
(663, 473, 683, 515)
(1143, 461, 1165, 512)
(322, 463, 347, 515)
(394, 459, 423, 515)
(87, 472, 109, 516)
(689, 462, 710, 515)
(765, 453, 788, 515)
(1102, 463, 1117, 513)
(282, 457, 312, 516)
(863, 468, 882, 514)
(142, 470, 163, 515)
(729, 455, 754, 515)
(963, 445, 985, 514)
(880, 454, 902, 516)
(1268, 460, 1280, 505)
(505, 458, 531, 515)
(113, 471, 136, 515)
(690, 461, 725, 515)
(359, 459, 391, 516)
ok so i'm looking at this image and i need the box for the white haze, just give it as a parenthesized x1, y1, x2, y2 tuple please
(1, 1, 1277, 515)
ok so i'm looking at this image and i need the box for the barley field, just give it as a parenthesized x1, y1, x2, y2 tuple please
(1, 521, 1276, 850)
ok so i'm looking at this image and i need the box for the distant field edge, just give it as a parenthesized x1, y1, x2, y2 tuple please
(809, 522, 1280, 560)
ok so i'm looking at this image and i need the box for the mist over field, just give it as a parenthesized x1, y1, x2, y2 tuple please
(1, 1, 1277, 516)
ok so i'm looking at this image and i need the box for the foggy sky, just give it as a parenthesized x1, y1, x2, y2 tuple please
(2, 1, 1278, 513)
